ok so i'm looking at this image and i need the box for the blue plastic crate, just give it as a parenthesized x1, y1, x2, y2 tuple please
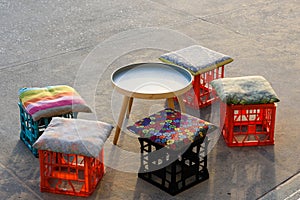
(18, 102, 77, 157)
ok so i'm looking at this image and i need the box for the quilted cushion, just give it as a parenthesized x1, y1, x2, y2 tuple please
(159, 45, 233, 75)
(127, 108, 216, 150)
(33, 117, 113, 158)
(19, 85, 92, 121)
(211, 76, 280, 105)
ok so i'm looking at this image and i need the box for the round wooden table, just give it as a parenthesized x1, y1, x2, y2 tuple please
(111, 63, 193, 145)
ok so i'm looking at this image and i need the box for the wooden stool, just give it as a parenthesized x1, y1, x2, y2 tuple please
(33, 117, 113, 197)
(160, 45, 233, 108)
(211, 76, 280, 147)
(127, 108, 216, 195)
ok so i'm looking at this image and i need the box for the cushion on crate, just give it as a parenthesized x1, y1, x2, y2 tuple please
(211, 76, 280, 105)
(19, 85, 92, 121)
(127, 108, 216, 150)
(33, 117, 113, 158)
(159, 45, 233, 75)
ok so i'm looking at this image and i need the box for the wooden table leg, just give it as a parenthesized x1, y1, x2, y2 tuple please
(113, 96, 130, 145)
(126, 97, 134, 118)
(177, 95, 186, 113)
(167, 98, 175, 110)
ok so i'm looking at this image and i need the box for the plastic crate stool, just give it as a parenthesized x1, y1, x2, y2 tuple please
(211, 76, 280, 147)
(18, 85, 92, 157)
(33, 117, 113, 197)
(127, 108, 216, 195)
(159, 45, 233, 109)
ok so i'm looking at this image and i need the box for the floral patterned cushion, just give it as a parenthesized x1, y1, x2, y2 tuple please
(211, 76, 280, 105)
(159, 45, 233, 75)
(33, 117, 113, 158)
(127, 108, 216, 150)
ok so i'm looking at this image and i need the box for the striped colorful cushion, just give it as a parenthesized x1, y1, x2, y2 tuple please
(19, 85, 92, 121)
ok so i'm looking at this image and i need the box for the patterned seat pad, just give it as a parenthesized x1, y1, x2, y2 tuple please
(211, 76, 280, 105)
(127, 108, 216, 150)
(159, 45, 233, 75)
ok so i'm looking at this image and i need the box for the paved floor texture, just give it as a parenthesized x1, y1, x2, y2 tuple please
(0, 0, 299, 199)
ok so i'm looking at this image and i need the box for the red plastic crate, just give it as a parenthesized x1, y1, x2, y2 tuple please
(38, 149, 105, 197)
(221, 103, 277, 147)
(182, 65, 225, 109)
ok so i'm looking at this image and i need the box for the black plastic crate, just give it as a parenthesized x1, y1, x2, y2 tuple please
(138, 137, 209, 195)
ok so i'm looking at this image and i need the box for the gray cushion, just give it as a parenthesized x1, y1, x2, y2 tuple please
(33, 118, 113, 158)
(159, 45, 233, 75)
(211, 76, 280, 105)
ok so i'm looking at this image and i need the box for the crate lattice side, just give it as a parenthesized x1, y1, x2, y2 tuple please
(18, 102, 76, 157)
(221, 103, 276, 147)
(39, 149, 104, 197)
(138, 138, 209, 195)
(182, 66, 225, 109)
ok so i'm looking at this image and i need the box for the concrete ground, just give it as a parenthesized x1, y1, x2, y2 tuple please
(0, 0, 299, 199)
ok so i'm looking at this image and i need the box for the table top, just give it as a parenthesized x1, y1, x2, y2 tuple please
(111, 63, 192, 99)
